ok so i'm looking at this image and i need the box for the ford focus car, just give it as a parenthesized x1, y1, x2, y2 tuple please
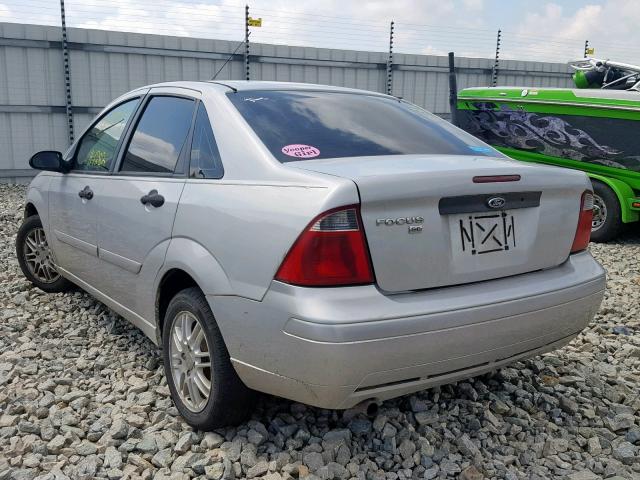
(16, 81, 606, 429)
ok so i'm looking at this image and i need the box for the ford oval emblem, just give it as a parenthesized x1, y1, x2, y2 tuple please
(487, 196, 506, 209)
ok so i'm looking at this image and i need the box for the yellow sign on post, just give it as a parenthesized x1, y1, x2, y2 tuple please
(248, 17, 262, 27)
(586, 47, 595, 55)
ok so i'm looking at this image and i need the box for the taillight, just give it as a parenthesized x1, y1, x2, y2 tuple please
(571, 191, 594, 253)
(275, 205, 374, 287)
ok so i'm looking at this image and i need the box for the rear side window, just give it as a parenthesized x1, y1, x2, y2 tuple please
(74, 98, 139, 171)
(120, 96, 195, 173)
(227, 90, 500, 162)
(190, 103, 224, 179)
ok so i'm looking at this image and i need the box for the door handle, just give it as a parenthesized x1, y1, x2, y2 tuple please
(140, 189, 165, 208)
(78, 186, 93, 200)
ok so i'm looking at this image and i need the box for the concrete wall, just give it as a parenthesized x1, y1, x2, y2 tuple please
(0, 22, 574, 181)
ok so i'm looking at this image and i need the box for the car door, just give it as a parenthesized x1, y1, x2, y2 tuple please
(48, 96, 142, 285)
(94, 89, 198, 317)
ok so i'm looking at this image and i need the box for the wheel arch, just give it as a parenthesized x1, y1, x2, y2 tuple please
(588, 173, 639, 224)
(24, 178, 52, 233)
(154, 237, 234, 343)
(24, 202, 38, 219)
(155, 268, 199, 344)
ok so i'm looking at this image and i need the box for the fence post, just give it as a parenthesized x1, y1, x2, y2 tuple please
(584, 39, 589, 58)
(59, 0, 74, 143)
(386, 21, 394, 95)
(491, 28, 501, 87)
(448, 52, 458, 127)
(244, 5, 250, 80)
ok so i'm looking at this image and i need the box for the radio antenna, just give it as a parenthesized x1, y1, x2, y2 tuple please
(211, 33, 250, 81)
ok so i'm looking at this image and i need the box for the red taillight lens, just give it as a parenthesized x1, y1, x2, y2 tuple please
(275, 206, 374, 287)
(571, 191, 594, 253)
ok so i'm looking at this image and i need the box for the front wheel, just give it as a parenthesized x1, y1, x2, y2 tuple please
(590, 180, 623, 243)
(15, 215, 73, 293)
(162, 287, 255, 430)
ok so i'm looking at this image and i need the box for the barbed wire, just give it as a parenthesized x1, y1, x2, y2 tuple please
(2, 0, 640, 64)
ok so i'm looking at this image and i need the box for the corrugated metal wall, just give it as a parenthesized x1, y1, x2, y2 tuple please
(0, 22, 574, 181)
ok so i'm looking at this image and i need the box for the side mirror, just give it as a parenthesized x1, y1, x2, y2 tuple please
(29, 151, 67, 173)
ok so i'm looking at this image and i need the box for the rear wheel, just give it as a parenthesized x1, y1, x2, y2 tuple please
(162, 287, 255, 429)
(590, 180, 622, 243)
(16, 215, 73, 293)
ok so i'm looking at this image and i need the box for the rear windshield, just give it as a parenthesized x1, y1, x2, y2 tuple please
(227, 90, 500, 162)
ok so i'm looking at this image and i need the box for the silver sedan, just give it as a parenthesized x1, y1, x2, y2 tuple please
(16, 81, 605, 429)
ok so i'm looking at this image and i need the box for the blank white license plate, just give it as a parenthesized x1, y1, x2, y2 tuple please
(453, 211, 516, 255)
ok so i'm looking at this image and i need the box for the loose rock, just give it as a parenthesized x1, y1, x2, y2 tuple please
(0, 184, 638, 479)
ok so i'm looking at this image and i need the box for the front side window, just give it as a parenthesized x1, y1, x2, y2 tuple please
(74, 98, 140, 171)
(190, 103, 224, 179)
(227, 90, 502, 163)
(120, 96, 195, 173)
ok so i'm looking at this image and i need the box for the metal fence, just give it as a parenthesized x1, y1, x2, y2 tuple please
(0, 20, 576, 181)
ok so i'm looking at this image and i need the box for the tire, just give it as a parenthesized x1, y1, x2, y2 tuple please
(162, 287, 255, 429)
(590, 180, 623, 243)
(15, 215, 74, 293)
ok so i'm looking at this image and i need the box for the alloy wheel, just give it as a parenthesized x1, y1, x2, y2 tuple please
(23, 227, 60, 284)
(592, 194, 607, 232)
(169, 311, 212, 412)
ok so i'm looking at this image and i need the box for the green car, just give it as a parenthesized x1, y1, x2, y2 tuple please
(456, 58, 640, 242)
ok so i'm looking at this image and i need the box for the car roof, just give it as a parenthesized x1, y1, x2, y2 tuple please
(136, 80, 390, 97)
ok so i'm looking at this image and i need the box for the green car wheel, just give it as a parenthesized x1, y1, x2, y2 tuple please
(590, 180, 623, 243)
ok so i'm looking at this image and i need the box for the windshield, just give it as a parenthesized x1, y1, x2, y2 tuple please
(227, 90, 501, 162)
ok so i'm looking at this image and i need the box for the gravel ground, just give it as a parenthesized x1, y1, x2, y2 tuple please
(0, 183, 639, 480)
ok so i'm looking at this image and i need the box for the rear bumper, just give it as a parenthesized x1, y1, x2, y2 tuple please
(209, 251, 605, 409)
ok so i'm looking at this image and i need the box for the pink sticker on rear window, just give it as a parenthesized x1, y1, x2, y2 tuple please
(281, 144, 320, 158)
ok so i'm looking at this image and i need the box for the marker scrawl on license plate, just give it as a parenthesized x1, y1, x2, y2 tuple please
(459, 212, 516, 255)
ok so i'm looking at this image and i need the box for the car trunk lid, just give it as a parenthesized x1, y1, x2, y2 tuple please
(288, 154, 587, 292)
